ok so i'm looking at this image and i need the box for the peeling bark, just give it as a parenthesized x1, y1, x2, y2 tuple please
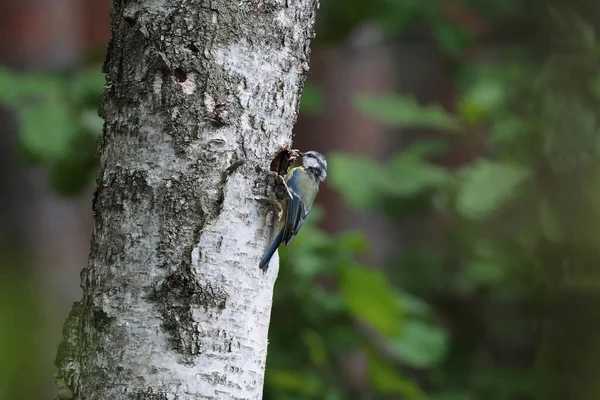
(54, 1, 319, 399)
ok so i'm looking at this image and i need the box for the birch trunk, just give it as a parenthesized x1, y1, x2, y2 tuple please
(54, 1, 319, 399)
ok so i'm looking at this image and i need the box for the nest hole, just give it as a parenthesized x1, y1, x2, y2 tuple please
(270, 148, 301, 176)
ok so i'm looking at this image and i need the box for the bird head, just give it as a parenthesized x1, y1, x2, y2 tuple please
(301, 150, 327, 182)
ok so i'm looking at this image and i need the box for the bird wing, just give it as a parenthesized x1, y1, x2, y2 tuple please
(287, 206, 308, 245)
(282, 168, 307, 246)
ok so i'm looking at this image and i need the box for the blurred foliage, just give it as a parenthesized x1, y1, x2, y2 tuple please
(2, 1, 600, 400)
(355, 94, 462, 132)
(265, 209, 446, 399)
(0, 264, 47, 400)
(268, 2, 600, 400)
(0, 68, 103, 195)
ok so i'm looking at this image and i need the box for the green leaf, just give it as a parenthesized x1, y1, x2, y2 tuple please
(383, 156, 451, 198)
(459, 79, 505, 123)
(311, 289, 345, 313)
(434, 21, 475, 56)
(18, 103, 78, 163)
(293, 252, 330, 277)
(456, 160, 530, 220)
(302, 330, 327, 367)
(265, 370, 320, 396)
(328, 154, 381, 209)
(330, 150, 452, 211)
(0, 67, 87, 165)
(326, 327, 362, 352)
(391, 320, 448, 368)
(340, 265, 404, 336)
(0, 68, 62, 104)
(397, 290, 434, 318)
(375, 0, 437, 36)
(355, 94, 461, 131)
(67, 69, 105, 104)
(323, 390, 344, 400)
(336, 231, 370, 254)
(368, 354, 426, 398)
(401, 139, 450, 159)
(457, 260, 506, 293)
(491, 115, 528, 146)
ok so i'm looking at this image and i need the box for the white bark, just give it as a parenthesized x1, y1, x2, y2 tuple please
(54, 1, 319, 399)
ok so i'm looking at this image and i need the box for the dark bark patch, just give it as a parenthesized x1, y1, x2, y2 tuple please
(187, 43, 200, 53)
(97, 167, 152, 212)
(130, 388, 170, 400)
(151, 272, 229, 362)
(204, 101, 231, 127)
(150, 175, 230, 361)
(174, 68, 187, 82)
(160, 66, 171, 80)
(123, 15, 136, 26)
(253, 2, 279, 13)
(226, 160, 246, 175)
(92, 307, 115, 333)
(92, 168, 152, 271)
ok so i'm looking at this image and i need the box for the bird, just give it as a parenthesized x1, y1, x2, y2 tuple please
(259, 150, 328, 272)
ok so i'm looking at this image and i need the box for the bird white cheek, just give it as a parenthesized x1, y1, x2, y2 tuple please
(303, 158, 320, 170)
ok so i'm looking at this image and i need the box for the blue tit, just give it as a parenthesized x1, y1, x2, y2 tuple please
(259, 150, 328, 272)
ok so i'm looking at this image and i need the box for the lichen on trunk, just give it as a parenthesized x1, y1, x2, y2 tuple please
(54, 0, 319, 398)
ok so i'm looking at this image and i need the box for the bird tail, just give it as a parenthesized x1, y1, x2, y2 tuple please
(259, 230, 283, 272)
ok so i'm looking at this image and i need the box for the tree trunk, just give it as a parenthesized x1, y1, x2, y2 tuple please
(54, 1, 319, 399)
